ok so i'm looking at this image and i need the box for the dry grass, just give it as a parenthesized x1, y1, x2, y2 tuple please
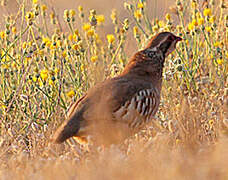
(0, 0, 227, 179)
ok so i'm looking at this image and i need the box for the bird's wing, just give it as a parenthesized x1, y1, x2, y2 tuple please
(112, 87, 160, 129)
(106, 77, 160, 129)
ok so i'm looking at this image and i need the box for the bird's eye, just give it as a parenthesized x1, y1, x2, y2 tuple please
(147, 51, 155, 58)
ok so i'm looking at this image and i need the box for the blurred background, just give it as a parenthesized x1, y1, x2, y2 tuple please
(1, 0, 176, 54)
(1, 0, 176, 29)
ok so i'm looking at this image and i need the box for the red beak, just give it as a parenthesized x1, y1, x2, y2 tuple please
(175, 36, 182, 42)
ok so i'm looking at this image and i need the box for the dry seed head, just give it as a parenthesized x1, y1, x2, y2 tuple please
(124, 2, 133, 11)
(111, 9, 117, 24)
(64, 10, 69, 19)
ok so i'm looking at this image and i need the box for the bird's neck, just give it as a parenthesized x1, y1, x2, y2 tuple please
(121, 54, 165, 90)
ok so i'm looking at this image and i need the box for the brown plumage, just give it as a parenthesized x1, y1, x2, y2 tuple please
(53, 32, 182, 145)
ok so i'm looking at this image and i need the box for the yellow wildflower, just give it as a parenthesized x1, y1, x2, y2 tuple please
(68, 34, 73, 41)
(40, 69, 48, 81)
(192, 19, 198, 26)
(191, 1, 197, 8)
(95, 34, 102, 44)
(198, 18, 204, 25)
(57, 40, 62, 47)
(209, 120, 214, 127)
(74, 29, 79, 36)
(91, 55, 98, 63)
(197, 12, 202, 18)
(50, 43, 57, 50)
(1, 64, 9, 69)
(25, 57, 32, 62)
(199, 41, 205, 48)
(83, 23, 91, 31)
(205, 26, 212, 33)
(209, 16, 216, 23)
(134, 10, 142, 20)
(42, 36, 50, 44)
(11, 62, 17, 69)
(50, 12, 55, 19)
(226, 52, 228, 59)
(107, 34, 115, 44)
(217, 58, 224, 65)
(0, 104, 7, 111)
(158, 20, 165, 28)
(152, 25, 159, 32)
(41, 4, 47, 11)
(176, 139, 181, 145)
(214, 41, 221, 47)
(38, 78, 44, 87)
(203, 8, 212, 17)
(12, 27, 16, 34)
(137, 2, 144, 9)
(72, 44, 80, 50)
(78, 6, 83, 12)
(62, 50, 67, 57)
(80, 64, 85, 71)
(33, 0, 38, 4)
(0, 31, 6, 39)
(70, 9, 76, 17)
(67, 90, 75, 98)
(133, 26, 139, 37)
(97, 15, 105, 25)
(119, 58, 124, 64)
(87, 29, 95, 37)
(165, 13, 171, 21)
(54, 67, 59, 74)
(188, 23, 194, 31)
(25, 11, 35, 21)
(32, 76, 37, 82)
(185, 40, 189, 45)
(49, 79, 54, 86)
(73, 34, 78, 41)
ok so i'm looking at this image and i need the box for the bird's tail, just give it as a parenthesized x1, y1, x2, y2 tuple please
(52, 111, 82, 143)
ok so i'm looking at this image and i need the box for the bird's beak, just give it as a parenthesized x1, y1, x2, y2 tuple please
(175, 36, 182, 42)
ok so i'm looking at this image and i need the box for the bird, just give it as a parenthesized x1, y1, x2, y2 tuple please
(53, 32, 182, 145)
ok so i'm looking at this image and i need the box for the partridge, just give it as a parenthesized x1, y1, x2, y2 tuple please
(53, 32, 182, 145)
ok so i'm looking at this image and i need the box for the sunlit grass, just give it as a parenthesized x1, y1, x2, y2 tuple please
(0, 0, 227, 179)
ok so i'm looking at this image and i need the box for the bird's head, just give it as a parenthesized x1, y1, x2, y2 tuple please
(121, 32, 182, 80)
(145, 32, 182, 58)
